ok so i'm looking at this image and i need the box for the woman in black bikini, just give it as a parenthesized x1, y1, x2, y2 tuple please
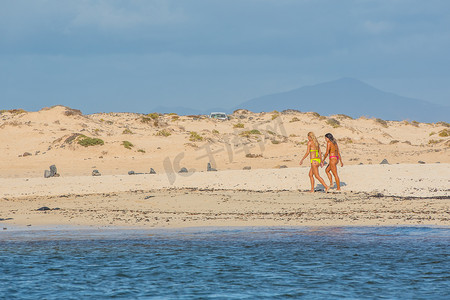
(323, 133, 343, 191)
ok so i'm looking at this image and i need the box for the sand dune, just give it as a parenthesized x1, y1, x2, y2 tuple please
(1, 106, 449, 229)
(0, 106, 448, 178)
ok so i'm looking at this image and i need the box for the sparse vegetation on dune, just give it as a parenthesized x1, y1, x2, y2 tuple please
(122, 141, 134, 149)
(411, 120, 420, 127)
(335, 114, 353, 120)
(122, 128, 133, 134)
(326, 118, 341, 128)
(77, 135, 104, 147)
(240, 130, 261, 138)
(0, 109, 27, 115)
(233, 109, 251, 114)
(436, 121, 449, 127)
(290, 117, 300, 123)
(156, 129, 172, 137)
(438, 129, 450, 137)
(428, 139, 443, 145)
(375, 118, 388, 128)
(338, 137, 353, 144)
(233, 123, 244, 128)
(189, 131, 203, 142)
(146, 113, 159, 120)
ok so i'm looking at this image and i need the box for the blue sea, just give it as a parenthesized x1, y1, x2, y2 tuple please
(1, 226, 449, 299)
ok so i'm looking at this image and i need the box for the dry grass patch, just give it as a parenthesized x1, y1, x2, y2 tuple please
(375, 118, 388, 128)
(189, 131, 203, 142)
(438, 129, 450, 137)
(156, 129, 172, 137)
(122, 141, 134, 149)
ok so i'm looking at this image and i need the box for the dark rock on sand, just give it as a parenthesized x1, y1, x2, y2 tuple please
(279, 165, 288, 169)
(179, 167, 188, 173)
(207, 162, 217, 172)
(37, 207, 51, 211)
(50, 165, 57, 176)
(243, 166, 251, 170)
(92, 169, 101, 176)
(128, 171, 135, 175)
(380, 159, 389, 164)
(418, 161, 425, 164)
(44, 165, 60, 178)
(23, 152, 32, 157)
(150, 168, 156, 174)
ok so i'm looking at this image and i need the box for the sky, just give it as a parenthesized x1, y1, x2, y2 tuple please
(1, 0, 449, 114)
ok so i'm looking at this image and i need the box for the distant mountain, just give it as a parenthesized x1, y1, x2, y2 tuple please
(235, 78, 449, 122)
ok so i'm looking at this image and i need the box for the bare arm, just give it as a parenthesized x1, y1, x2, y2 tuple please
(337, 143, 343, 166)
(299, 142, 311, 165)
(318, 145, 324, 167)
(323, 141, 330, 162)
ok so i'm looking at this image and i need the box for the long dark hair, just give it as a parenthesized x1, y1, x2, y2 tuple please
(325, 133, 337, 145)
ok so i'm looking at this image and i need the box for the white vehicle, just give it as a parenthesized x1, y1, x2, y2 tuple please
(209, 112, 228, 120)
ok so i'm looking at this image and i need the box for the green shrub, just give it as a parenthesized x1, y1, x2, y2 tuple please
(189, 131, 203, 142)
(326, 118, 341, 128)
(233, 123, 244, 128)
(428, 139, 442, 145)
(438, 129, 450, 137)
(336, 114, 353, 120)
(240, 130, 261, 137)
(141, 116, 152, 123)
(290, 117, 300, 123)
(122, 141, 134, 149)
(137, 149, 146, 153)
(156, 129, 172, 137)
(271, 114, 279, 120)
(411, 120, 420, 127)
(429, 132, 436, 136)
(212, 129, 220, 134)
(375, 118, 388, 128)
(271, 140, 280, 144)
(436, 121, 450, 127)
(147, 113, 159, 120)
(77, 135, 104, 147)
(122, 128, 133, 134)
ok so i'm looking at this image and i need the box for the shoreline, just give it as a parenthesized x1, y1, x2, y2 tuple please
(1, 164, 449, 230)
(1, 187, 449, 230)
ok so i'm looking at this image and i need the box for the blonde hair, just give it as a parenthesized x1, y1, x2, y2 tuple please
(308, 132, 319, 148)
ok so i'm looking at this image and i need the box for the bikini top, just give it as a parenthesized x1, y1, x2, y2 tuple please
(310, 149, 319, 158)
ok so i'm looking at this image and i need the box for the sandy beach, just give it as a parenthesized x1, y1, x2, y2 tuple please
(1, 106, 449, 229)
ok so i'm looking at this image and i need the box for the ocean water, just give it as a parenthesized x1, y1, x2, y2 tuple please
(1, 226, 449, 299)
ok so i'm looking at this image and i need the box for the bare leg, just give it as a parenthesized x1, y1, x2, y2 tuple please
(325, 164, 333, 187)
(312, 163, 329, 192)
(309, 167, 315, 192)
(330, 159, 341, 190)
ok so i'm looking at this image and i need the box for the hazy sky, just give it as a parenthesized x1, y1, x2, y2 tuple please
(1, 0, 449, 113)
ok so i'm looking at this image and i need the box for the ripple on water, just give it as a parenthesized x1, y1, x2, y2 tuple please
(0, 226, 449, 299)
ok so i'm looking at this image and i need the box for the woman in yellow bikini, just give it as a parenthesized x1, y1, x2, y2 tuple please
(323, 133, 343, 191)
(299, 132, 329, 193)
